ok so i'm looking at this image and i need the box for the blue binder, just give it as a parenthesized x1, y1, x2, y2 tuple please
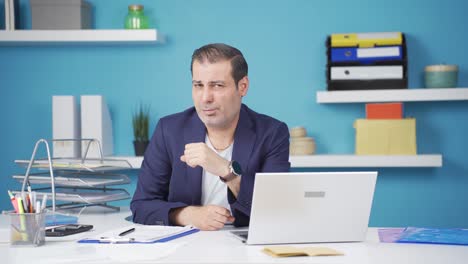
(331, 46, 402, 64)
(46, 213, 78, 226)
(397, 227, 468, 246)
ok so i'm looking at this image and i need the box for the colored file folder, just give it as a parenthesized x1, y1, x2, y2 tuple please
(331, 32, 403, 48)
(327, 79, 408, 91)
(46, 213, 78, 226)
(330, 65, 404, 80)
(330, 46, 403, 64)
(397, 227, 468, 246)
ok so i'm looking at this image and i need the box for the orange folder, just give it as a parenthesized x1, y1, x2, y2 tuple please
(366, 103, 403, 119)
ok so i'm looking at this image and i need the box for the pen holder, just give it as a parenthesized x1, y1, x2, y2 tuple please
(8, 212, 46, 247)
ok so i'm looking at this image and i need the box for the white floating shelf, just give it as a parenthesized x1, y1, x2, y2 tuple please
(290, 154, 442, 168)
(108, 154, 442, 169)
(317, 88, 468, 103)
(0, 29, 162, 45)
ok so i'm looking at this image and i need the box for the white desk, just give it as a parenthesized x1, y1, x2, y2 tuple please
(1, 208, 467, 264)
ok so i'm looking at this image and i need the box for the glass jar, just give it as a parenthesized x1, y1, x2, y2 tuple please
(124, 4, 149, 29)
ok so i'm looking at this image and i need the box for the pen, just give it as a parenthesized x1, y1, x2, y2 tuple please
(118, 227, 135, 237)
(27, 194, 33, 213)
(27, 185, 34, 213)
(99, 237, 135, 243)
(41, 194, 48, 211)
(17, 197, 25, 214)
(31, 192, 36, 213)
(8, 191, 19, 213)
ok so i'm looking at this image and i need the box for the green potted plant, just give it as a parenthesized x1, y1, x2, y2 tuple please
(132, 104, 150, 156)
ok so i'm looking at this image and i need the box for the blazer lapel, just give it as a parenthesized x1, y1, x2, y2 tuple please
(232, 105, 256, 177)
(184, 112, 206, 205)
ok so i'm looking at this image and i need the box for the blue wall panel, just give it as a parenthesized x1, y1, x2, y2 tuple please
(1, 0, 467, 227)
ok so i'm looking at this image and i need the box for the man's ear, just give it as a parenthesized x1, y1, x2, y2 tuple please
(238, 76, 249, 97)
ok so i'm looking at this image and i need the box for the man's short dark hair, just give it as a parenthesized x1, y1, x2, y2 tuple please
(191, 43, 248, 86)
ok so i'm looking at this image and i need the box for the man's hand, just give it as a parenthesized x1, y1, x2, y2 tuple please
(170, 205, 235, 231)
(180, 143, 230, 177)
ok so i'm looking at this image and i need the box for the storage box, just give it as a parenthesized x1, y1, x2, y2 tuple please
(30, 0, 92, 29)
(366, 103, 403, 119)
(354, 118, 417, 155)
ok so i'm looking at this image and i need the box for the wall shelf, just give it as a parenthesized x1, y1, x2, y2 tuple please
(108, 154, 443, 169)
(0, 29, 162, 45)
(316, 88, 468, 103)
(289, 154, 442, 168)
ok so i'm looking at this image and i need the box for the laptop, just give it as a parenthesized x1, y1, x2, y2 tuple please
(231, 171, 378, 245)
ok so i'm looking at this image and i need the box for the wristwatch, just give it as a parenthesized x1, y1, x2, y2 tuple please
(220, 160, 242, 183)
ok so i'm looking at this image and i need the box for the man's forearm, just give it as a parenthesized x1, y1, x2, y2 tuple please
(169, 206, 192, 226)
(226, 175, 241, 198)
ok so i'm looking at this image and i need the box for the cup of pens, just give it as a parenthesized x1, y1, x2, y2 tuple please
(6, 190, 47, 247)
(9, 211, 46, 246)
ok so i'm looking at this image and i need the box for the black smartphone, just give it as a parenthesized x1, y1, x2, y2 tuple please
(46, 224, 94, 237)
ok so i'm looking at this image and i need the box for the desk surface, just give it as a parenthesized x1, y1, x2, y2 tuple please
(1, 207, 467, 264)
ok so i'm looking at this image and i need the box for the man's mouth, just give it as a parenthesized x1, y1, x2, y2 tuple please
(203, 108, 216, 115)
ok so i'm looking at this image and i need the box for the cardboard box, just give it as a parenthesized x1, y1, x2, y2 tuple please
(354, 118, 416, 155)
(30, 0, 92, 29)
(366, 103, 403, 119)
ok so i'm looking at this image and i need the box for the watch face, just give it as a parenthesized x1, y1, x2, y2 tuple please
(232, 161, 242, 175)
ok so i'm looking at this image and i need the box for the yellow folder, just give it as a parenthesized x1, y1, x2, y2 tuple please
(331, 32, 403, 48)
(354, 118, 416, 155)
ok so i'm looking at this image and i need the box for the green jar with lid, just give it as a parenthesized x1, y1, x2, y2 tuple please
(125, 4, 149, 29)
(424, 64, 458, 88)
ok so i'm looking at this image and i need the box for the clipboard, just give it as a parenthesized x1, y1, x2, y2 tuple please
(78, 225, 199, 244)
(396, 227, 468, 246)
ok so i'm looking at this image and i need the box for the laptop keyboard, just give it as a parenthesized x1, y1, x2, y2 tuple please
(231, 230, 248, 240)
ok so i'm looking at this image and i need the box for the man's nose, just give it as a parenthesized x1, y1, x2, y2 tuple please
(201, 87, 214, 103)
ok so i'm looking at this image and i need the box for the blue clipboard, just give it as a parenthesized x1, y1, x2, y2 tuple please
(396, 227, 468, 246)
(78, 227, 199, 244)
(46, 213, 78, 227)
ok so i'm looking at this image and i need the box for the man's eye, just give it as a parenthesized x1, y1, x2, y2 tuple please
(215, 84, 224, 88)
(193, 84, 203, 88)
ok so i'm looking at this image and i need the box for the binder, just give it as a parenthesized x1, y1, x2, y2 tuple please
(327, 79, 407, 91)
(46, 213, 78, 226)
(81, 95, 114, 158)
(331, 32, 403, 48)
(330, 46, 403, 64)
(5, 0, 10, 30)
(397, 227, 468, 246)
(52, 96, 81, 158)
(330, 65, 404, 80)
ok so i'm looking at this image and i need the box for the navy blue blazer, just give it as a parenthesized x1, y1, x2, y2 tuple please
(130, 104, 290, 226)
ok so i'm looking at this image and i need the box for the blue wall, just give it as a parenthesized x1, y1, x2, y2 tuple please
(1, 0, 467, 228)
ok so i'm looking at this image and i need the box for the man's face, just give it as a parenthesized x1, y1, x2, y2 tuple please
(192, 59, 248, 130)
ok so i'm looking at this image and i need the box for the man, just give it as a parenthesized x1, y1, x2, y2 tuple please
(131, 43, 290, 230)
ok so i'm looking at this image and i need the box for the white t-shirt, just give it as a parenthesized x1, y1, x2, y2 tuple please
(201, 135, 233, 213)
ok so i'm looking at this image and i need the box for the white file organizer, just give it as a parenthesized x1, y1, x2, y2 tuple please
(14, 139, 133, 212)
